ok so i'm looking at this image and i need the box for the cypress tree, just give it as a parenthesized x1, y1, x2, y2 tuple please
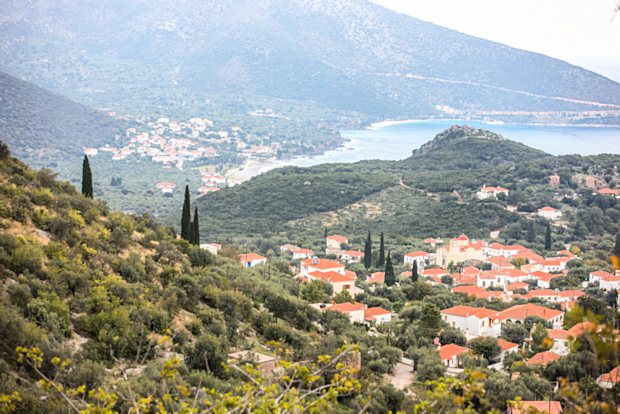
(181, 185, 191, 240)
(545, 223, 552, 250)
(377, 232, 385, 267)
(364, 231, 372, 269)
(411, 260, 418, 282)
(192, 207, 200, 245)
(526, 220, 536, 243)
(81, 155, 93, 198)
(384, 251, 395, 286)
(614, 233, 620, 258)
(324, 227, 328, 238)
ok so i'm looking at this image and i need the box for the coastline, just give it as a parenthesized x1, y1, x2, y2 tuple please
(368, 118, 620, 130)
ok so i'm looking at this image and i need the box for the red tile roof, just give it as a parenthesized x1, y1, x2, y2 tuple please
(527, 351, 561, 367)
(367, 272, 385, 284)
(309, 271, 356, 284)
(440, 305, 497, 319)
(496, 304, 563, 322)
(323, 302, 365, 314)
(301, 258, 344, 270)
(404, 250, 431, 257)
(239, 253, 267, 263)
(438, 343, 469, 361)
(364, 307, 391, 321)
(498, 338, 519, 351)
(325, 235, 348, 243)
(599, 366, 620, 384)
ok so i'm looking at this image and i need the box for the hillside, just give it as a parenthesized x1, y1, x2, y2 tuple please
(0, 71, 128, 161)
(198, 126, 619, 241)
(0, 141, 404, 412)
(2, 0, 620, 119)
(0, 139, 618, 413)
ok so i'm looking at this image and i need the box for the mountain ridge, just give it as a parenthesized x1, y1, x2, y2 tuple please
(2, 0, 620, 119)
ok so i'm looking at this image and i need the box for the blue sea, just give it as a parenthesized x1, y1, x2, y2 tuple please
(286, 119, 620, 168)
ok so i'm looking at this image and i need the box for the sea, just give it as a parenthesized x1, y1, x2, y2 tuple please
(284, 119, 620, 168)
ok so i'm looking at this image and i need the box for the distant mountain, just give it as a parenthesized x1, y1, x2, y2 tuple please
(197, 125, 553, 238)
(0, 71, 127, 161)
(1, 0, 620, 119)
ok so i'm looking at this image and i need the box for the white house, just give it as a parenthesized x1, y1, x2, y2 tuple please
(325, 235, 348, 249)
(438, 344, 469, 368)
(336, 250, 364, 264)
(239, 253, 267, 268)
(320, 302, 366, 323)
(476, 186, 509, 200)
(589, 270, 620, 291)
(440, 306, 499, 338)
(292, 249, 314, 260)
(299, 258, 345, 276)
(403, 251, 435, 268)
(537, 206, 562, 221)
(200, 243, 221, 255)
(495, 304, 564, 329)
(364, 307, 392, 325)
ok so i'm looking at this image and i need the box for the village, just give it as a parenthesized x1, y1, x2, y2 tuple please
(83, 114, 280, 195)
(195, 177, 620, 410)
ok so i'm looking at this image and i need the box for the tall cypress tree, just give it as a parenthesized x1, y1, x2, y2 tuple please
(181, 185, 191, 240)
(526, 220, 536, 243)
(81, 155, 93, 198)
(545, 223, 552, 250)
(614, 233, 620, 258)
(192, 207, 200, 245)
(377, 232, 385, 267)
(384, 251, 395, 286)
(364, 231, 372, 269)
(411, 260, 419, 282)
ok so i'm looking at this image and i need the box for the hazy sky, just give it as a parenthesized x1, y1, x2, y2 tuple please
(372, 0, 620, 82)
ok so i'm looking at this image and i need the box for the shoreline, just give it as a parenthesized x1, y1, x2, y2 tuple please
(368, 118, 620, 130)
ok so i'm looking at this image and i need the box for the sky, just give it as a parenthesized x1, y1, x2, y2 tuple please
(372, 0, 620, 83)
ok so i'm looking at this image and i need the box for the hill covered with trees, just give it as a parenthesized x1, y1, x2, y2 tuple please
(0, 71, 128, 162)
(198, 125, 619, 244)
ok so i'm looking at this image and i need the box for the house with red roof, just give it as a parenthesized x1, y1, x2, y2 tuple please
(529, 271, 564, 289)
(336, 250, 364, 264)
(476, 186, 509, 200)
(200, 242, 221, 255)
(280, 243, 300, 252)
(438, 344, 470, 368)
(524, 289, 584, 303)
(496, 304, 564, 328)
(538, 206, 562, 221)
(598, 187, 620, 197)
(421, 268, 449, 279)
(306, 271, 356, 296)
(300, 258, 345, 276)
(292, 249, 314, 260)
(321, 302, 366, 323)
(597, 366, 620, 389)
(403, 250, 435, 268)
(364, 307, 392, 324)
(486, 256, 516, 272)
(497, 338, 519, 364)
(510, 401, 563, 414)
(325, 234, 348, 249)
(367, 272, 385, 284)
(505, 282, 530, 295)
(527, 351, 561, 367)
(440, 305, 500, 338)
(239, 253, 267, 268)
(452, 285, 504, 301)
(589, 270, 620, 291)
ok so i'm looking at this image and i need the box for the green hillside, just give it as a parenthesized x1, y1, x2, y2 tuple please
(198, 126, 573, 240)
(0, 71, 129, 162)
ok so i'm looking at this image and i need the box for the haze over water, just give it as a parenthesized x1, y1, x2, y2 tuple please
(286, 120, 620, 168)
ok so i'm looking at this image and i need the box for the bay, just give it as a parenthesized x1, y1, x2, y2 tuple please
(285, 119, 620, 168)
